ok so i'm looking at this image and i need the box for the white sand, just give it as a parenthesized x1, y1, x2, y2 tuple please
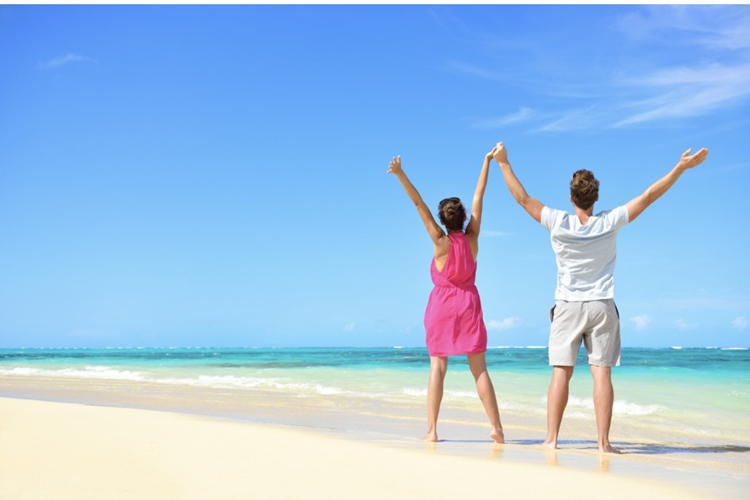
(0, 397, 710, 500)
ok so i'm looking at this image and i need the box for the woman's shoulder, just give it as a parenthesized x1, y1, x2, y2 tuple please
(452, 230, 473, 245)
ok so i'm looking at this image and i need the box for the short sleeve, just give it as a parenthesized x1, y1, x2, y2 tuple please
(603, 205, 630, 229)
(540, 206, 562, 231)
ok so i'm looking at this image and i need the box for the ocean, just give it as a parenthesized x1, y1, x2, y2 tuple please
(1, 346, 748, 498)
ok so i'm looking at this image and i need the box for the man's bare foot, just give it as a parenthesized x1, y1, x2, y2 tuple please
(598, 443, 621, 454)
(423, 431, 438, 442)
(490, 428, 505, 444)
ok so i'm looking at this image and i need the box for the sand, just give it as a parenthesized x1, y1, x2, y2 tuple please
(0, 397, 712, 500)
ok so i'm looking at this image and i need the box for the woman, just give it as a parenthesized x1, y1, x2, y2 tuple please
(387, 147, 504, 443)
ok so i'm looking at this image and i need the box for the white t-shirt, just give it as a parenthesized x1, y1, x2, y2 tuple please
(540, 205, 630, 301)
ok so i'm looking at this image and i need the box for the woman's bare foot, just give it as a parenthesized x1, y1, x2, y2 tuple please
(423, 431, 438, 442)
(490, 428, 505, 444)
(542, 439, 557, 450)
(599, 443, 621, 454)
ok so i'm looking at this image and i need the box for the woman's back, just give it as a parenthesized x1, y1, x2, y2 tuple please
(433, 232, 476, 287)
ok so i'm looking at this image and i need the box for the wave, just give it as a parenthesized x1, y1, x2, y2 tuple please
(0, 366, 349, 396)
(721, 347, 748, 351)
(498, 400, 525, 411)
(445, 390, 479, 399)
(158, 375, 349, 396)
(402, 388, 481, 400)
(0, 365, 145, 381)
(542, 396, 666, 416)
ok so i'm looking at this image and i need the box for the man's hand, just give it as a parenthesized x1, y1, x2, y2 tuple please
(492, 141, 509, 165)
(387, 155, 403, 175)
(626, 146, 709, 223)
(676, 148, 709, 171)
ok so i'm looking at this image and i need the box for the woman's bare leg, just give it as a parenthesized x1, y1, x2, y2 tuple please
(467, 352, 504, 443)
(424, 356, 448, 442)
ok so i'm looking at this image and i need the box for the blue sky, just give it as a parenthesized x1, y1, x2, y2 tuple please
(1, 5, 749, 348)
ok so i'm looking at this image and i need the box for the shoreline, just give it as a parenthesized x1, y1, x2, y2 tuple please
(0, 396, 719, 500)
(2, 349, 748, 500)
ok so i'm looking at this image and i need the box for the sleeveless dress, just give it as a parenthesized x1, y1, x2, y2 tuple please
(424, 232, 487, 357)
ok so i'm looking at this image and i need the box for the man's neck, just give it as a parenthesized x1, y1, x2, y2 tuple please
(574, 204, 594, 225)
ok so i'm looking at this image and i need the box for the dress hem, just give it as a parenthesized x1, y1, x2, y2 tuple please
(426, 347, 487, 357)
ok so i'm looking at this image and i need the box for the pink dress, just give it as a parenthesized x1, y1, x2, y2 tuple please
(424, 232, 487, 357)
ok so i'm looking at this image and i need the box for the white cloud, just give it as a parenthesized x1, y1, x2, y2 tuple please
(732, 316, 749, 330)
(674, 319, 698, 330)
(608, 7, 750, 127)
(482, 230, 512, 237)
(343, 322, 356, 333)
(613, 63, 750, 127)
(458, 6, 750, 131)
(617, 5, 750, 51)
(487, 317, 521, 331)
(447, 61, 505, 82)
(473, 108, 534, 129)
(631, 314, 653, 331)
(535, 106, 599, 132)
(39, 53, 97, 69)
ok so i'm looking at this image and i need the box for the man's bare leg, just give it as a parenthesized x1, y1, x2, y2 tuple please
(424, 356, 447, 442)
(543, 365, 574, 449)
(590, 365, 620, 453)
(467, 352, 504, 443)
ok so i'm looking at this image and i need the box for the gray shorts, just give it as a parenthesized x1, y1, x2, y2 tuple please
(548, 299, 621, 367)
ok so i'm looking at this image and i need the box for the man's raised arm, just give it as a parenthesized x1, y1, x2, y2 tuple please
(492, 142, 544, 223)
(625, 147, 709, 223)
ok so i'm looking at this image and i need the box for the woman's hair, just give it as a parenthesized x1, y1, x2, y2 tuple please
(438, 197, 466, 232)
(570, 169, 599, 210)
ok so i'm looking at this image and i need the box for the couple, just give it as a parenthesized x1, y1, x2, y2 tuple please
(388, 141, 709, 453)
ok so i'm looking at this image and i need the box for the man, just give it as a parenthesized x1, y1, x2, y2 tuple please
(492, 142, 708, 453)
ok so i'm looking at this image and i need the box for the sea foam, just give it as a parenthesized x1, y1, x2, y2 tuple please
(542, 396, 666, 416)
(0, 365, 144, 381)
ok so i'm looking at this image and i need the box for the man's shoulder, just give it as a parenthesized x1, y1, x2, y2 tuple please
(541, 206, 568, 230)
(542, 206, 570, 219)
(594, 205, 630, 229)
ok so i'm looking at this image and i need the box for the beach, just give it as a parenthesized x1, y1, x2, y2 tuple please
(0, 397, 721, 500)
(1, 347, 748, 499)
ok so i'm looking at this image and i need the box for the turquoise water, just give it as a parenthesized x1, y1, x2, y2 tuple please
(1, 346, 748, 444)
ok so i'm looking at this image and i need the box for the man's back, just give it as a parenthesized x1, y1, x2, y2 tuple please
(540, 205, 629, 301)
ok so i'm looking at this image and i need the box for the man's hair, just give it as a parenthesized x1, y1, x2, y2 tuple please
(438, 197, 466, 232)
(570, 169, 600, 210)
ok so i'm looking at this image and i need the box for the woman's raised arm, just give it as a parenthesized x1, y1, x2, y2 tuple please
(387, 155, 445, 246)
(465, 146, 496, 238)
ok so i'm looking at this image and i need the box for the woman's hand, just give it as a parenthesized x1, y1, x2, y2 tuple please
(485, 145, 498, 160)
(387, 155, 403, 175)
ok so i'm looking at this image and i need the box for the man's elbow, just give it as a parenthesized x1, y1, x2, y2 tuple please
(515, 194, 531, 207)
